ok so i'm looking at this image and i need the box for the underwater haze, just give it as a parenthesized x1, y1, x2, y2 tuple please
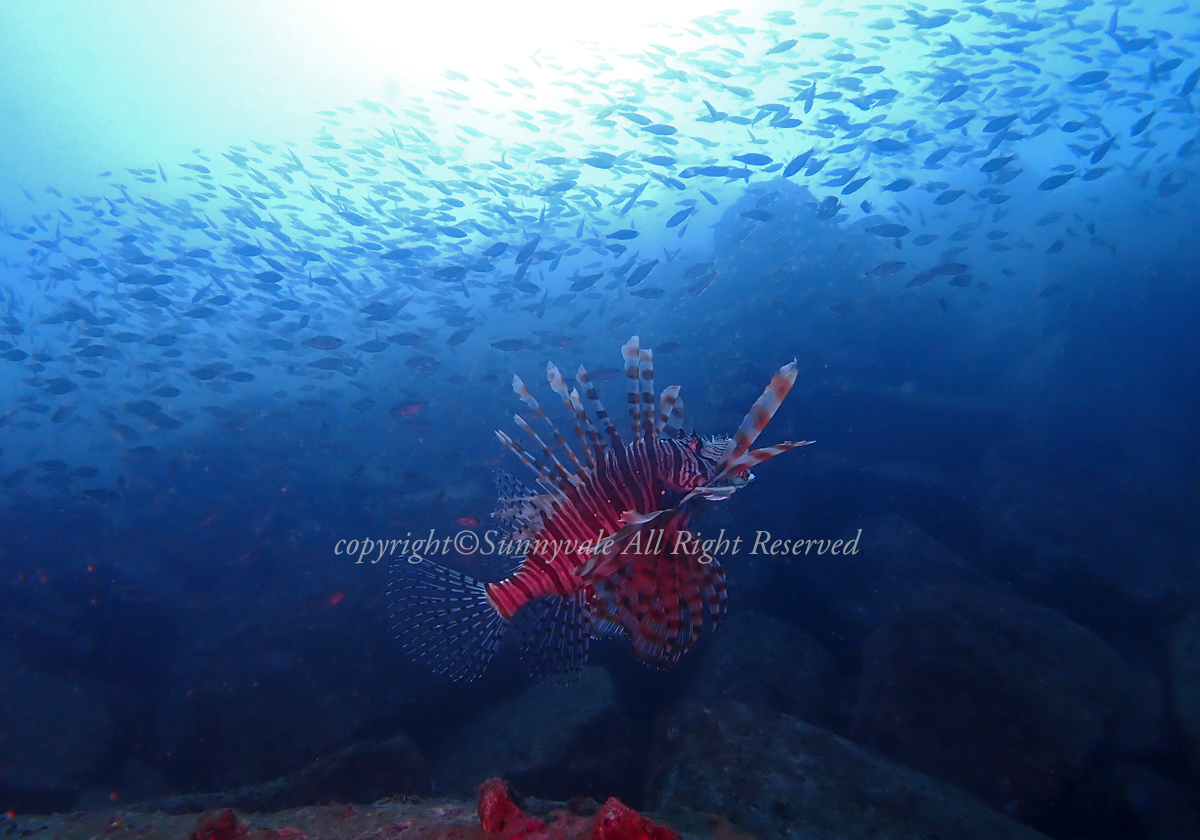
(2, 2, 1200, 839)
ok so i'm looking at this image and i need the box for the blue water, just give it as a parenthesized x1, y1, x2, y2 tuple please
(1, 2, 1198, 836)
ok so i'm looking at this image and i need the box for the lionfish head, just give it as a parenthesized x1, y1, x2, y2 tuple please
(663, 431, 750, 495)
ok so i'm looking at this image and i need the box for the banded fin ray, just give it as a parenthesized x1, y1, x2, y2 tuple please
(577, 364, 622, 450)
(515, 590, 593, 680)
(711, 360, 800, 484)
(662, 395, 685, 437)
(387, 557, 509, 683)
(622, 336, 641, 441)
(513, 412, 576, 489)
(654, 385, 681, 438)
(547, 363, 595, 471)
(639, 347, 655, 440)
(495, 429, 567, 499)
(721, 440, 815, 476)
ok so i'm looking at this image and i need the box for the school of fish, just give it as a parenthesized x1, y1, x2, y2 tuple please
(0, 2, 1194, 523)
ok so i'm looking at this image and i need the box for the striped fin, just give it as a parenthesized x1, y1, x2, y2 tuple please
(515, 590, 593, 680)
(513, 414, 575, 488)
(544, 364, 591, 474)
(622, 336, 641, 441)
(679, 554, 706, 653)
(698, 556, 728, 625)
(387, 555, 509, 682)
(618, 561, 664, 664)
(568, 389, 601, 468)
(577, 365, 622, 449)
(639, 348, 655, 440)
(712, 360, 799, 480)
(663, 396, 686, 438)
(495, 429, 562, 495)
(654, 385, 681, 438)
(514, 373, 584, 481)
(721, 440, 815, 476)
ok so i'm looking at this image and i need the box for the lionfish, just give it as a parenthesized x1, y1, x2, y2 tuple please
(388, 336, 811, 681)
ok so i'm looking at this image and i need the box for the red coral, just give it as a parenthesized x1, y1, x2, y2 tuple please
(478, 779, 545, 840)
(476, 780, 679, 840)
(264, 829, 308, 840)
(191, 810, 247, 840)
(592, 799, 679, 840)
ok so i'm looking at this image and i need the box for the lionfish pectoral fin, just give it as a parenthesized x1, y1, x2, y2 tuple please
(619, 508, 659, 527)
(387, 555, 509, 682)
(573, 507, 676, 579)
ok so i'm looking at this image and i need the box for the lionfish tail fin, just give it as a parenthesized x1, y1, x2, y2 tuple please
(712, 360, 800, 482)
(387, 555, 509, 682)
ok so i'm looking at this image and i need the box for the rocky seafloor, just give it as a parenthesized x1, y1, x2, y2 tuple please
(6, 452, 1200, 840)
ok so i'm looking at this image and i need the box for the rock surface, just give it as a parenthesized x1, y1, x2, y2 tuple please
(132, 734, 427, 814)
(0, 641, 124, 809)
(648, 699, 1052, 840)
(793, 513, 1000, 649)
(1170, 607, 1200, 771)
(687, 609, 846, 730)
(851, 557, 1128, 818)
(431, 667, 636, 803)
(0, 780, 679, 840)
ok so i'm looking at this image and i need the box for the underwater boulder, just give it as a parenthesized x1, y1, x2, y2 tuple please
(851, 585, 1128, 820)
(127, 734, 427, 813)
(647, 699, 1051, 840)
(686, 609, 848, 731)
(785, 513, 998, 650)
(979, 440, 1200, 633)
(431, 666, 636, 803)
(1170, 607, 1200, 774)
(0, 642, 127, 812)
(1110, 761, 1200, 840)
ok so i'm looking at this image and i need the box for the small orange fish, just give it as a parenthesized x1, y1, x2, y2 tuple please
(192, 507, 221, 527)
(327, 591, 346, 606)
(456, 516, 480, 528)
(391, 400, 429, 418)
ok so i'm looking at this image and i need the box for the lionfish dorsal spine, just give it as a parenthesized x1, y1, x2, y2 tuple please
(511, 374, 581, 486)
(621, 335, 641, 442)
(512, 412, 576, 490)
(663, 395, 685, 437)
(712, 360, 799, 483)
(576, 364, 622, 450)
(567, 388, 600, 470)
(654, 385, 681, 437)
(547, 363, 595, 473)
(494, 429, 562, 497)
(639, 347, 655, 440)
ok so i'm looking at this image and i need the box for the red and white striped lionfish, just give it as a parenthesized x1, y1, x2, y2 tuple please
(388, 336, 812, 681)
